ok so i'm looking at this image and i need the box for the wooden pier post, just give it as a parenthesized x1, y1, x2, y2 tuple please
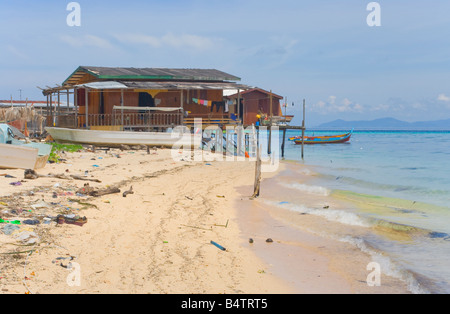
(252, 143, 262, 199)
(281, 128, 287, 159)
(302, 99, 306, 160)
(268, 90, 273, 155)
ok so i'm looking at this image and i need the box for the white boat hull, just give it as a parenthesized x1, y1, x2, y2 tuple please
(46, 127, 201, 148)
(0, 143, 47, 170)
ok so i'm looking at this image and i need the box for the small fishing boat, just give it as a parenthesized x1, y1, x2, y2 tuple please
(291, 130, 353, 145)
(0, 124, 52, 169)
(45, 127, 202, 148)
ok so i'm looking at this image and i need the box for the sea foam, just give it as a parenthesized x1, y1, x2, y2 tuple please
(280, 182, 330, 196)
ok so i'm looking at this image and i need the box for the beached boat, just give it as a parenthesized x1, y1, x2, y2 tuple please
(0, 124, 52, 169)
(45, 127, 202, 148)
(291, 130, 353, 145)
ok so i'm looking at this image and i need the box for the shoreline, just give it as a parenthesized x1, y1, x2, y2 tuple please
(0, 147, 410, 294)
(236, 161, 411, 294)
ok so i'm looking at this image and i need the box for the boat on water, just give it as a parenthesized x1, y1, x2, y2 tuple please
(45, 127, 202, 148)
(0, 124, 52, 170)
(290, 130, 353, 145)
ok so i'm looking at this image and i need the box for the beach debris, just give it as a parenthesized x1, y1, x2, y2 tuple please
(22, 219, 40, 225)
(76, 183, 120, 197)
(323, 205, 330, 209)
(249, 238, 254, 244)
(181, 224, 212, 231)
(216, 195, 225, 198)
(265, 238, 274, 243)
(68, 198, 98, 209)
(214, 219, 229, 228)
(0, 219, 21, 225)
(56, 214, 87, 227)
(123, 186, 134, 198)
(210, 241, 226, 251)
(2, 224, 20, 235)
(9, 181, 22, 186)
(24, 169, 102, 183)
(14, 230, 39, 244)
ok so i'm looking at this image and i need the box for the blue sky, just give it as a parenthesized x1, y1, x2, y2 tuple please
(1, 0, 450, 126)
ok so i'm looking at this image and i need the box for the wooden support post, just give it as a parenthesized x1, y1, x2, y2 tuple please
(67, 89, 70, 111)
(46, 94, 49, 127)
(50, 93, 54, 127)
(121, 89, 124, 129)
(302, 99, 306, 160)
(281, 128, 286, 159)
(251, 143, 262, 199)
(85, 88, 89, 129)
(269, 90, 273, 118)
(180, 89, 184, 127)
(74, 88, 78, 128)
(57, 90, 60, 127)
(237, 89, 241, 125)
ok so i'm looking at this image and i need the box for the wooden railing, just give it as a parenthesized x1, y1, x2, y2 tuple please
(184, 114, 241, 129)
(77, 112, 183, 129)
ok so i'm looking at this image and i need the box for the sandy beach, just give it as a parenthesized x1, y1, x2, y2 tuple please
(0, 145, 410, 294)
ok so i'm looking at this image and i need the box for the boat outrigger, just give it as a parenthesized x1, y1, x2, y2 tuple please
(290, 129, 353, 145)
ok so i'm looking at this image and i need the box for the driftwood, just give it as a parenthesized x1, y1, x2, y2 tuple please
(77, 183, 121, 197)
(122, 186, 134, 198)
(24, 169, 101, 183)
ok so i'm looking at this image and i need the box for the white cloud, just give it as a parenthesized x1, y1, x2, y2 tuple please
(61, 34, 114, 49)
(311, 96, 364, 114)
(437, 93, 450, 102)
(7, 45, 29, 60)
(113, 32, 217, 51)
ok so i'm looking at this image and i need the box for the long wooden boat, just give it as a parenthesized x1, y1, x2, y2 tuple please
(45, 127, 202, 148)
(0, 124, 52, 170)
(292, 130, 353, 145)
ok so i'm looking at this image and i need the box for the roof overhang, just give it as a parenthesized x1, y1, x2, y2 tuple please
(62, 66, 242, 86)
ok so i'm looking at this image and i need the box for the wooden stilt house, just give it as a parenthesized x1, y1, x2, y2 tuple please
(42, 66, 252, 131)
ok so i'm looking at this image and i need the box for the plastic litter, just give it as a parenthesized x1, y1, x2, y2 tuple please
(2, 224, 20, 235)
(210, 241, 226, 251)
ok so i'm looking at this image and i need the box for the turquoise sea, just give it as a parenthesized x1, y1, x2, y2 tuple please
(269, 129, 450, 294)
